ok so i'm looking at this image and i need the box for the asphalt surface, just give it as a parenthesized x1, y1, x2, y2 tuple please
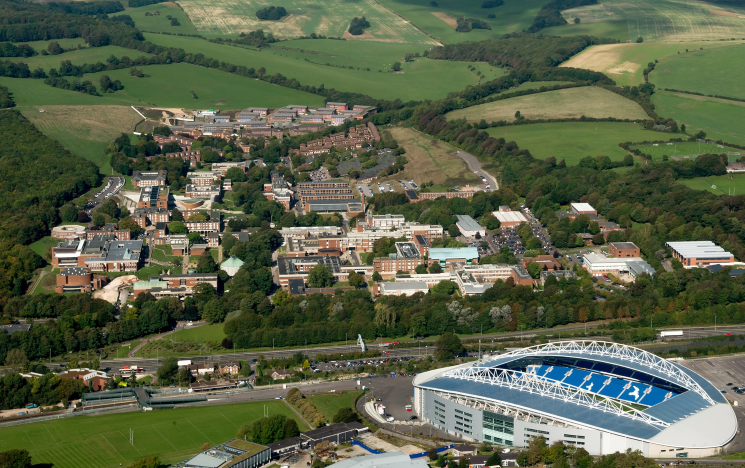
(454, 150, 498, 191)
(85, 176, 124, 214)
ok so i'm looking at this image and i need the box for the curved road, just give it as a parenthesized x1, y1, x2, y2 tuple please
(455, 150, 499, 190)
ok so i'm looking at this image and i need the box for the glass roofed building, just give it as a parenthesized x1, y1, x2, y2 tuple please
(413, 341, 736, 458)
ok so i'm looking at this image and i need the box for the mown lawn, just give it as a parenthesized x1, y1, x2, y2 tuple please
(308, 391, 363, 421)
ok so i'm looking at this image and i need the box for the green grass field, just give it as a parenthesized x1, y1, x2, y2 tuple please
(562, 0, 745, 42)
(486, 122, 655, 164)
(447, 87, 648, 122)
(152, 245, 181, 264)
(29, 236, 58, 260)
(22, 38, 88, 52)
(651, 91, 745, 146)
(541, 20, 630, 41)
(678, 174, 745, 196)
(82, 63, 325, 109)
(169, 323, 227, 343)
(562, 41, 741, 87)
(18, 46, 151, 72)
(308, 391, 363, 421)
(128, 2, 197, 35)
(177, 0, 435, 44)
(0, 77, 140, 106)
(650, 45, 745, 100)
(631, 142, 743, 160)
(144, 34, 507, 101)
(377, 0, 547, 44)
(492, 81, 571, 95)
(0, 401, 307, 468)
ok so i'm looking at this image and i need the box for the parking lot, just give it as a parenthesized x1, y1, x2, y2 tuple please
(357, 183, 374, 198)
(365, 374, 416, 422)
(492, 227, 526, 257)
(85, 176, 124, 215)
(397, 180, 418, 191)
(314, 356, 417, 373)
(682, 355, 745, 405)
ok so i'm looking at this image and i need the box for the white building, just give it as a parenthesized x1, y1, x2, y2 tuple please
(456, 215, 486, 237)
(493, 210, 528, 228)
(582, 253, 655, 278)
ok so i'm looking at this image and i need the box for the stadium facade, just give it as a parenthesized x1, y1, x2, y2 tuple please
(413, 341, 737, 458)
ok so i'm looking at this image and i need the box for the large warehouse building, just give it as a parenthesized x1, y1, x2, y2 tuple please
(413, 341, 736, 458)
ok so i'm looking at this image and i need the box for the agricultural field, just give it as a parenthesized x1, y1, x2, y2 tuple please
(308, 391, 363, 421)
(486, 122, 655, 164)
(561, 42, 740, 87)
(0, 401, 306, 468)
(144, 34, 507, 101)
(651, 91, 745, 146)
(20, 105, 142, 170)
(562, 0, 745, 42)
(0, 76, 140, 106)
(541, 20, 630, 41)
(169, 323, 227, 343)
(176, 0, 436, 44)
(631, 142, 743, 160)
(128, 2, 197, 35)
(17, 46, 151, 72)
(377, 127, 481, 188)
(678, 174, 745, 196)
(81, 63, 325, 109)
(377, 0, 547, 43)
(446, 87, 648, 122)
(650, 45, 745, 100)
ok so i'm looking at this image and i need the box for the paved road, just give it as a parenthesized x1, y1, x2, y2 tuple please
(454, 150, 498, 190)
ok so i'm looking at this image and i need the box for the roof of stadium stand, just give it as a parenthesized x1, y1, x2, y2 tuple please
(414, 341, 737, 449)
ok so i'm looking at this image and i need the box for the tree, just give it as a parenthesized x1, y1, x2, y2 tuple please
(171, 209, 184, 222)
(332, 407, 360, 423)
(0, 449, 32, 468)
(60, 204, 78, 222)
(448, 223, 460, 237)
(202, 298, 227, 323)
(486, 452, 502, 466)
(372, 271, 382, 281)
(636, 36, 644, 43)
(168, 221, 188, 234)
(391, 61, 402, 72)
(196, 251, 217, 273)
(592, 232, 605, 245)
(5, 348, 27, 371)
(429, 263, 443, 274)
(92, 212, 106, 227)
(415, 264, 428, 274)
(574, 17, 580, 23)
(126, 456, 164, 468)
(156, 357, 179, 384)
(348, 271, 365, 288)
(188, 232, 205, 245)
(434, 332, 464, 360)
(307, 264, 333, 288)
(527, 262, 542, 279)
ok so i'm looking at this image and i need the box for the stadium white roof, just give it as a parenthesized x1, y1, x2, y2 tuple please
(493, 211, 528, 224)
(666, 241, 734, 260)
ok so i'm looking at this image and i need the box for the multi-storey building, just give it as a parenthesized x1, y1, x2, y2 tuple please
(373, 242, 424, 278)
(187, 172, 221, 186)
(132, 207, 170, 228)
(185, 184, 222, 199)
(666, 241, 735, 268)
(263, 171, 293, 210)
(183, 210, 221, 234)
(132, 272, 218, 299)
(137, 186, 169, 209)
(131, 171, 167, 187)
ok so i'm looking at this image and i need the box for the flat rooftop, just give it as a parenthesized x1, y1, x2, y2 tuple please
(666, 241, 734, 260)
(455, 214, 483, 232)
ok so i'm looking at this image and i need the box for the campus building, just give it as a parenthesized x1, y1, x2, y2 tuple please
(666, 241, 735, 268)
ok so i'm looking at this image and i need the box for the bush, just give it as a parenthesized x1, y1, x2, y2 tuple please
(349, 16, 371, 35)
(481, 0, 503, 7)
(255, 6, 287, 20)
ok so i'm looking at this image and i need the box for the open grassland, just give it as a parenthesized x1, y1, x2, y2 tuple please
(0, 77, 140, 106)
(18, 46, 151, 72)
(378, 127, 481, 187)
(20, 105, 142, 169)
(678, 174, 745, 195)
(308, 391, 363, 421)
(650, 45, 745, 100)
(0, 401, 307, 468)
(82, 63, 325, 109)
(127, 2, 197, 34)
(176, 0, 435, 44)
(168, 323, 227, 343)
(486, 122, 654, 164)
(22, 38, 88, 52)
(377, 0, 547, 43)
(632, 142, 743, 160)
(492, 81, 571, 95)
(651, 91, 745, 145)
(561, 42, 741, 87)
(541, 20, 630, 41)
(144, 34, 506, 101)
(446, 87, 648, 122)
(563, 0, 745, 42)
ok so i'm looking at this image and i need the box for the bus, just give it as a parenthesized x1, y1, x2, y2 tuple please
(119, 366, 144, 376)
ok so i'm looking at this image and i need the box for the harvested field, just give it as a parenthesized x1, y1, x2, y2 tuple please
(431, 11, 458, 29)
(446, 87, 648, 122)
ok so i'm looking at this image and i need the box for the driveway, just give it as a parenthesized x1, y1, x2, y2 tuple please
(454, 151, 499, 190)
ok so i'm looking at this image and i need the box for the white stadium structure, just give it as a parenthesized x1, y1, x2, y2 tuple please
(413, 341, 737, 458)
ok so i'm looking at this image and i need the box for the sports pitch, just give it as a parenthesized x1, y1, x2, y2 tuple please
(0, 401, 307, 468)
(631, 142, 743, 160)
(678, 174, 745, 196)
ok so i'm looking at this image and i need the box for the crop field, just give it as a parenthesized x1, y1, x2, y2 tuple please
(0, 77, 140, 106)
(82, 63, 325, 109)
(446, 87, 648, 122)
(561, 42, 740, 87)
(651, 91, 745, 146)
(0, 401, 306, 468)
(650, 45, 745, 100)
(176, 0, 435, 44)
(678, 174, 745, 195)
(18, 46, 151, 72)
(563, 0, 745, 42)
(486, 122, 654, 164)
(20, 105, 141, 170)
(144, 34, 507, 101)
(127, 2, 197, 35)
(631, 142, 743, 160)
(377, 127, 481, 188)
(541, 20, 630, 41)
(377, 0, 547, 44)
(308, 391, 363, 421)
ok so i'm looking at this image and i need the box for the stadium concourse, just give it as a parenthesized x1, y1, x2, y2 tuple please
(413, 341, 737, 458)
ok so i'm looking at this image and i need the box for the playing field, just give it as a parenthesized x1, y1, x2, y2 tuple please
(308, 391, 363, 421)
(377, 0, 547, 43)
(561, 42, 740, 87)
(17, 46, 151, 72)
(144, 34, 507, 101)
(176, 0, 436, 44)
(486, 122, 654, 164)
(563, 0, 745, 42)
(170, 323, 227, 343)
(81, 63, 325, 109)
(20, 105, 142, 170)
(631, 142, 743, 160)
(0, 76, 140, 106)
(377, 127, 481, 187)
(651, 91, 745, 146)
(678, 174, 745, 196)
(0, 401, 307, 468)
(128, 2, 197, 35)
(650, 45, 745, 100)
(446, 87, 648, 122)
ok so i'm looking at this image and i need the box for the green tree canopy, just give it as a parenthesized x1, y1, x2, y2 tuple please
(307, 264, 333, 288)
(434, 332, 464, 360)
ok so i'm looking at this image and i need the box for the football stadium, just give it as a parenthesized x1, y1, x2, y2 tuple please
(413, 341, 737, 457)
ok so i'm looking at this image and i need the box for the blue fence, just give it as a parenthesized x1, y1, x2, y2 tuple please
(351, 440, 383, 454)
(409, 444, 455, 459)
